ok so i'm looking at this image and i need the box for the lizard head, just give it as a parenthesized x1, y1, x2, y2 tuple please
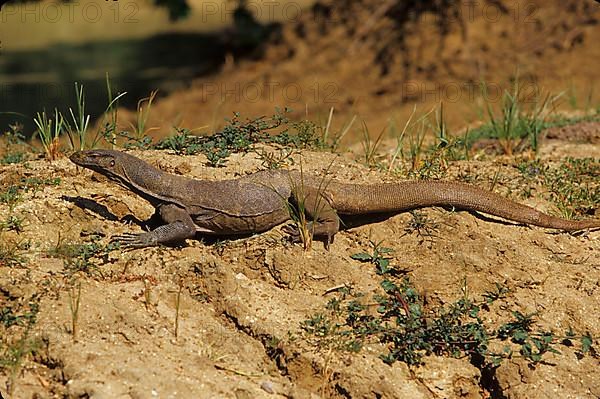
(70, 150, 143, 187)
(70, 150, 179, 207)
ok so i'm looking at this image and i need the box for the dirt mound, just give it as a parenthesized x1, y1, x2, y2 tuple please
(0, 123, 599, 397)
(118, 0, 600, 139)
(544, 120, 600, 144)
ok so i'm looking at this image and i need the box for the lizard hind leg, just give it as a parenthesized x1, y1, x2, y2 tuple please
(290, 186, 340, 249)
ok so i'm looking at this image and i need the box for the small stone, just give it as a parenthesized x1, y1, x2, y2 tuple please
(260, 381, 275, 394)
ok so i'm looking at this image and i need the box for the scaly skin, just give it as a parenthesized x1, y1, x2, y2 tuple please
(69, 150, 600, 248)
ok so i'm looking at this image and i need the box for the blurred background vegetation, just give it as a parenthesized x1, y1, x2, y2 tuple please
(0, 0, 311, 133)
(1, 0, 599, 138)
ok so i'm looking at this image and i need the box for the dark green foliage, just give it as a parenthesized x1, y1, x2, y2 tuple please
(350, 240, 396, 275)
(47, 234, 119, 274)
(0, 295, 41, 396)
(0, 239, 28, 268)
(302, 249, 596, 368)
(117, 131, 154, 150)
(1, 177, 61, 207)
(482, 283, 509, 305)
(0, 215, 24, 233)
(0, 300, 39, 329)
(0, 123, 27, 165)
(1, 153, 25, 165)
(155, 109, 323, 167)
(402, 210, 440, 243)
(0, 186, 20, 206)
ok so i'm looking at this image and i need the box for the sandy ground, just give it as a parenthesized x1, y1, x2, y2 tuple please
(1, 1, 599, 397)
(0, 122, 598, 398)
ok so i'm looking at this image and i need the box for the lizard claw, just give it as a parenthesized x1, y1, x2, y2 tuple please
(282, 223, 334, 250)
(283, 223, 311, 244)
(110, 232, 156, 249)
(282, 224, 301, 243)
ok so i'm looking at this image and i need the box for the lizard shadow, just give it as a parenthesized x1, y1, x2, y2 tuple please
(62, 195, 148, 227)
(339, 207, 523, 230)
(62, 195, 251, 244)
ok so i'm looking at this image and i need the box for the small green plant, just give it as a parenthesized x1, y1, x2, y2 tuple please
(1, 123, 28, 165)
(351, 240, 395, 275)
(99, 73, 128, 149)
(407, 112, 431, 173)
(0, 236, 28, 268)
(519, 158, 600, 219)
(522, 91, 562, 154)
(174, 281, 183, 339)
(65, 82, 91, 151)
(302, 246, 596, 369)
(0, 300, 38, 329)
(359, 120, 386, 166)
(0, 186, 20, 206)
(282, 167, 314, 251)
(156, 127, 203, 155)
(254, 147, 297, 170)
(67, 281, 82, 342)
(272, 118, 324, 149)
(20, 177, 62, 192)
(34, 108, 64, 160)
(280, 162, 336, 250)
(0, 215, 24, 233)
(302, 277, 595, 368)
(47, 234, 118, 275)
(471, 80, 564, 155)
(388, 106, 417, 173)
(429, 104, 470, 163)
(401, 210, 440, 243)
(544, 157, 599, 219)
(482, 81, 521, 156)
(1, 177, 62, 208)
(1, 152, 25, 165)
(318, 107, 356, 151)
(155, 108, 334, 167)
(113, 90, 160, 150)
(0, 297, 40, 396)
(155, 109, 290, 166)
(482, 283, 510, 304)
(387, 105, 468, 177)
(131, 90, 159, 139)
(64, 79, 127, 150)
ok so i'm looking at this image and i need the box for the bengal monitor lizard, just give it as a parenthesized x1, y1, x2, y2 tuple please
(70, 150, 600, 248)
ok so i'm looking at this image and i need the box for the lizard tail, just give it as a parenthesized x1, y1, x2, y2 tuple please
(330, 181, 600, 231)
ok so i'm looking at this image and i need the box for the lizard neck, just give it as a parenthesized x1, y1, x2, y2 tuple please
(118, 162, 193, 208)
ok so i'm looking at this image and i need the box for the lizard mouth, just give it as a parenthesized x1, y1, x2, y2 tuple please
(69, 151, 86, 166)
(69, 151, 104, 170)
(69, 151, 120, 182)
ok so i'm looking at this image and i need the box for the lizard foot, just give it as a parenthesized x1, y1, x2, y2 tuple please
(282, 223, 334, 250)
(282, 224, 303, 243)
(110, 232, 157, 249)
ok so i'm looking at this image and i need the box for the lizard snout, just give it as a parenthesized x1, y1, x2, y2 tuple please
(69, 151, 86, 166)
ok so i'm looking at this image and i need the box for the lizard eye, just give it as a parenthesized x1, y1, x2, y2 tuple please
(109, 160, 115, 167)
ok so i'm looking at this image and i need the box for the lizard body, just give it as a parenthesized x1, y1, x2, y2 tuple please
(70, 150, 600, 248)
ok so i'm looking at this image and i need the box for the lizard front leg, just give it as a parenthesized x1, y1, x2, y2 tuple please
(112, 204, 196, 248)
